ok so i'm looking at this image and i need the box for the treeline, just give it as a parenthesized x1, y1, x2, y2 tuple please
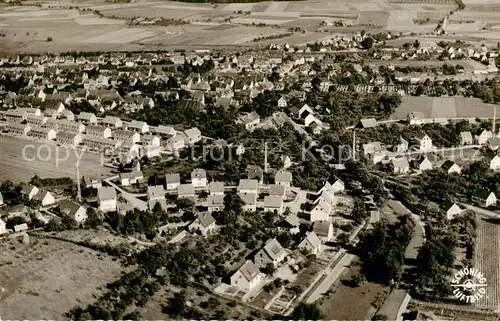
(175, 0, 302, 3)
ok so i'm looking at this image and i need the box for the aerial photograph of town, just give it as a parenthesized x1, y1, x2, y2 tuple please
(0, 0, 499, 319)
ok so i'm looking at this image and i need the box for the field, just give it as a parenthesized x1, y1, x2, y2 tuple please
(4, 0, 496, 53)
(390, 96, 498, 120)
(318, 264, 390, 319)
(0, 236, 126, 319)
(473, 216, 500, 309)
(0, 135, 113, 182)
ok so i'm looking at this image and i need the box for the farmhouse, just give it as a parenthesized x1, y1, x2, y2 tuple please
(6, 123, 31, 136)
(29, 126, 56, 140)
(98, 187, 117, 212)
(263, 195, 284, 215)
(189, 212, 216, 237)
(207, 194, 224, 213)
(298, 231, 322, 255)
(230, 260, 263, 292)
(86, 125, 112, 138)
(191, 168, 207, 188)
(254, 238, 287, 267)
(58, 199, 87, 223)
(472, 189, 497, 207)
(56, 131, 82, 146)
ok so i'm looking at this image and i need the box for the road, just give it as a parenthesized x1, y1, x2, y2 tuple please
(462, 203, 500, 219)
(104, 176, 148, 211)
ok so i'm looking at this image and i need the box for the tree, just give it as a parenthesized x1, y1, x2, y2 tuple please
(262, 263, 277, 276)
(46, 36, 53, 42)
(361, 37, 374, 50)
(6, 216, 26, 229)
(163, 292, 187, 317)
(85, 208, 102, 229)
(372, 314, 388, 320)
(176, 198, 195, 212)
(291, 303, 322, 320)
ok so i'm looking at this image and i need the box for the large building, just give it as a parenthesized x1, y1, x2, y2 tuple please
(82, 135, 121, 151)
(56, 131, 82, 146)
(29, 126, 56, 140)
(45, 118, 85, 133)
(6, 123, 31, 136)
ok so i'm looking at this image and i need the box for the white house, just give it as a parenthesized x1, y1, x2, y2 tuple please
(277, 97, 287, 108)
(29, 126, 56, 140)
(178, 184, 196, 202)
(460, 131, 473, 145)
(189, 212, 216, 237)
(21, 184, 39, 200)
(310, 198, 331, 222)
(209, 181, 225, 195)
(275, 170, 292, 190)
(184, 127, 202, 145)
(417, 156, 433, 171)
(0, 218, 6, 234)
(313, 220, 334, 242)
(113, 130, 140, 145)
(490, 155, 500, 171)
(120, 171, 144, 186)
(254, 238, 287, 267)
(277, 215, 300, 234)
(238, 112, 260, 131)
(147, 185, 166, 210)
(240, 193, 257, 212)
(472, 189, 497, 207)
(476, 130, 493, 145)
(230, 260, 264, 292)
(207, 194, 225, 213)
(86, 125, 112, 138)
(33, 189, 56, 206)
(444, 202, 462, 220)
(441, 160, 461, 174)
(142, 135, 161, 147)
(98, 187, 117, 212)
(128, 120, 149, 133)
(238, 179, 258, 194)
(417, 134, 433, 152)
(58, 200, 87, 223)
(391, 157, 410, 174)
(298, 231, 322, 255)
(165, 173, 181, 190)
(166, 135, 185, 151)
(263, 195, 284, 215)
(191, 168, 207, 188)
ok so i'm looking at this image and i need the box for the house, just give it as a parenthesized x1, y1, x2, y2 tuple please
(147, 185, 166, 210)
(443, 202, 462, 220)
(460, 131, 473, 145)
(154, 125, 176, 137)
(487, 137, 500, 150)
(238, 112, 260, 131)
(8, 204, 29, 218)
(310, 198, 331, 222)
(58, 199, 87, 223)
(141, 135, 161, 147)
(207, 194, 225, 213)
(21, 184, 39, 200)
(33, 189, 56, 206)
(240, 193, 257, 212)
(391, 157, 410, 174)
(277, 97, 287, 108)
(329, 179, 345, 194)
(83, 175, 102, 188)
(166, 135, 185, 151)
(128, 120, 149, 133)
(77, 112, 98, 124)
(254, 238, 287, 267)
(98, 187, 117, 212)
(191, 168, 207, 188)
(363, 141, 384, 156)
(277, 215, 300, 234)
(165, 173, 181, 190)
(86, 125, 112, 138)
(396, 137, 409, 153)
(313, 220, 334, 242)
(264, 195, 284, 215)
(177, 184, 196, 202)
(415, 156, 433, 171)
(6, 123, 31, 136)
(113, 130, 140, 145)
(298, 231, 322, 255)
(45, 119, 85, 133)
(275, 170, 292, 190)
(29, 126, 56, 140)
(238, 179, 258, 194)
(209, 181, 225, 195)
(441, 160, 461, 174)
(120, 171, 144, 186)
(355, 118, 377, 129)
(298, 103, 315, 119)
(0, 192, 3, 206)
(230, 260, 264, 292)
(14, 223, 29, 233)
(56, 131, 82, 146)
(82, 136, 121, 151)
(490, 155, 500, 171)
(247, 165, 264, 183)
(407, 111, 426, 125)
(189, 212, 216, 237)
(476, 130, 493, 145)
(472, 189, 497, 207)
(269, 184, 286, 198)
(184, 127, 202, 145)
(0, 218, 6, 234)
(101, 116, 123, 128)
(417, 134, 433, 152)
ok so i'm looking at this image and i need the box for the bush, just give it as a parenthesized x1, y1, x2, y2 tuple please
(47, 37, 53, 42)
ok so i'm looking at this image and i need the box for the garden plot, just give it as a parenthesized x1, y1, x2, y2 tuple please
(0, 237, 125, 320)
(82, 28, 158, 44)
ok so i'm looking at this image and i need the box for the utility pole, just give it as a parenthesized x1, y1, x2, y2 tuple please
(75, 161, 82, 202)
(264, 141, 268, 173)
(493, 106, 497, 134)
(352, 130, 356, 161)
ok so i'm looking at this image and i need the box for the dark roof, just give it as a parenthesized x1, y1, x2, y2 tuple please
(472, 188, 492, 200)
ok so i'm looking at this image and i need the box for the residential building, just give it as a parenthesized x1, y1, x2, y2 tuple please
(0, 218, 6, 234)
(56, 131, 82, 146)
(166, 135, 185, 151)
(263, 195, 284, 215)
(165, 173, 181, 190)
(98, 187, 117, 212)
(254, 238, 287, 267)
(207, 194, 225, 213)
(460, 131, 473, 145)
(310, 198, 331, 222)
(29, 126, 56, 140)
(476, 130, 493, 145)
(472, 189, 497, 207)
(238, 179, 258, 194)
(58, 200, 87, 223)
(147, 185, 167, 210)
(277, 215, 300, 234)
(77, 112, 98, 124)
(490, 155, 500, 171)
(189, 212, 216, 237)
(230, 260, 264, 292)
(191, 168, 207, 188)
(86, 125, 112, 138)
(128, 120, 149, 133)
(82, 136, 121, 151)
(101, 116, 123, 128)
(45, 118, 85, 133)
(313, 220, 334, 242)
(21, 184, 39, 200)
(113, 130, 140, 145)
(209, 181, 225, 195)
(120, 171, 144, 186)
(154, 125, 176, 137)
(33, 189, 56, 206)
(238, 112, 260, 131)
(83, 175, 102, 189)
(441, 160, 461, 174)
(184, 127, 202, 145)
(443, 202, 462, 220)
(298, 231, 322, 255)
(177, 184, 195, 202)
(396, 137, 409, 153)
(141, 135, 161, 147)
(407, 111, 426, 125)
(6, 123, 31, 136)
(391, 157, 410, 174)
(240, 193, 257, 212)
(275, 170, 292, 190)
(417, 134, 433, 152)
(25, 114, 47, 126)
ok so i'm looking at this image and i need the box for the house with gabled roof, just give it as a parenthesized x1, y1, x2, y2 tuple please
(177, 184, 195, 202)
(189, 212, 217, 237)
(32, 189, 55, 206)
(355, 118, 377, 129)
(230, 260, 264, 292)
(391, 157, 410, 174)
(237, 112, 260, 131)
(128, 120, 149, 133)
(460, 131, 473, 145)
(238, 179, 258, 195)
(275, 170, 292, 190)
(184, 127, 202, 145)
(240, 193, 257, 212)
(472, 189, 496, 207)
(247, 165, 264, 184)
(254, 238, 287, 267)
(310, 198, 331, 222)
(490, 155, 500, 171)
(277, 215, 300, 234)
(165, 173, 181, 190)
(209, 181, 224, 195)
(191, 168, 207, 188)
(58, 199, 87, 223)
(299, 231, 322, 255)
(313, 220, 334, 242)
(21, 184, 39, 200)
(207, 194, 224, 213)
(441, 160, 461, 174)
(264, 195, 284, 215)
(98, 187, 117, 212)
(476, 130, 493, 145)
(417, 134, 433, 152)
(0, 218, 6, 235)
(101, 116, 123, 128)
(442, 201, 462, 220)
(77, 112, 97, 124)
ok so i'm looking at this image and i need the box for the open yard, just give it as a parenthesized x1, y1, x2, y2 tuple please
(0, 135, 113, 182)
(473, 216, 500, 309)
(0, 236, 126, 319)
